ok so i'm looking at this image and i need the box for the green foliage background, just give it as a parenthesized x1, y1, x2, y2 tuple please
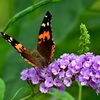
(0, 0, 100, 100)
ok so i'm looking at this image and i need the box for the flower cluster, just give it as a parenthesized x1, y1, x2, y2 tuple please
(20, 52, 100, 94)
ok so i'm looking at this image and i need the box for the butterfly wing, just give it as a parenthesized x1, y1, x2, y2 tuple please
(0, 32, 44, 68)
(37, 11, 55, 64)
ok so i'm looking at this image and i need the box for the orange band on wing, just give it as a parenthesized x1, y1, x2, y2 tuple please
(38, 31, 51, 44)
(49, 43, 55, 62)
(15, 43, 26, 53)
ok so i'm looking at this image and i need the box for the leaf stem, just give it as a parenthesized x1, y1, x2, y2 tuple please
(11, 87, 23, 100)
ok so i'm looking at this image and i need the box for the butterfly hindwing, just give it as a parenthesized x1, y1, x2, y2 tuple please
(37, 11, 55, 64)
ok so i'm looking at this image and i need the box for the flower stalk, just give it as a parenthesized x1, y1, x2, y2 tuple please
(78, 83, 82, 100)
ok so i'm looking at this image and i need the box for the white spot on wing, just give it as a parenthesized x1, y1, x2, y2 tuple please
(3, 33, 6, 36)
(8, 39, 11, 43)
(10, 37, 13, 41)
(47, 22, 49, 26)
(45, 15, 48, 18)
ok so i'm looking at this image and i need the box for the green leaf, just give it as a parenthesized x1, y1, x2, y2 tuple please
(52, 0, 62, 2)
(48, 88, 75, 100)
(0, 78, 5, 100)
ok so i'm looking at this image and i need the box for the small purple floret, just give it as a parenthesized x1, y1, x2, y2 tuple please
(40, 83, 48, 93)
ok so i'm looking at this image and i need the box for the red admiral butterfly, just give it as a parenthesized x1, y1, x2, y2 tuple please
(0, 11, 55, 68)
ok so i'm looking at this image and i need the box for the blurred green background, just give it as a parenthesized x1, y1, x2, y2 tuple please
(0, 0, 100, 100)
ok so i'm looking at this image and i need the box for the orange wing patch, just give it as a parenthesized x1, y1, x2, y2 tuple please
(14, 43, 26, 53)
(14, 43, 29, 55)
(49, 43, 55, 62)
(38, 31, 51, 44)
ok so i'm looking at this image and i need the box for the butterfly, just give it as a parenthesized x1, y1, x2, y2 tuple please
(0, 11, 55, 68)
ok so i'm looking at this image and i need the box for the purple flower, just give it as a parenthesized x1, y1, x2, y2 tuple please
(57, 85, 66, 93)
(41, 68, 52, 78)
(64, 77, 72, 87)
(80, 68, 91, 80)
(60, 54, 70, 60)
(28, 68, 36, 78)
(31, 75, 39, 84)
(51, 65, 60, 75)
(85, 52, 95, 60)
(96, 83, 100, 95)
(89, 80, 97, 89)
(93, 56, 100, 70)
(59, 70, 65, 79)
(20, 69, 28, 80)
(91, 75, 100, 84)
(83, 61, 92, 68)
(66, 70, 73, 78)
(20, 52, 100, 94)
(59, 59, 69, 69)
(54, 77, 62, 87)
(68, 59, 82, 73)
(40, 83, 48, 93)
(76, 75, 88, 86)
(45, 78, 53, 87)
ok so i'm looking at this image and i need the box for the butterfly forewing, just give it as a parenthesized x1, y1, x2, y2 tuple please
(37, 11, 55, 64)
(0, 32, 44, 68)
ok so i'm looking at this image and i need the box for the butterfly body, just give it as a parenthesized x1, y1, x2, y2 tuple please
(0, 11, 55, 68)
(30, 50, 48, 68)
